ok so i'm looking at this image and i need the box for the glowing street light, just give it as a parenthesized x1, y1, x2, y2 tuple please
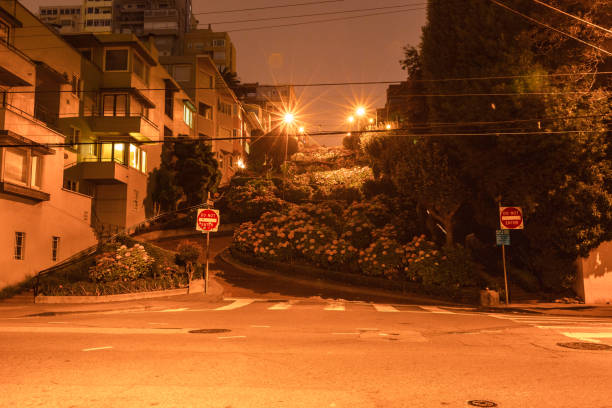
(385, 124, 392, 130)
(347, 116, 355, 123)
(298, 126, 304, 133)
(284, 112, 295, 124)
(368, 118, 374, 123)
(355, 106, 366, 117)
(237, 158, 246, 169)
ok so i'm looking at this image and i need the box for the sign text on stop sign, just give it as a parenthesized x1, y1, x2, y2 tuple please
(196, 208, 220, 232)
(499, 206, 523, 230)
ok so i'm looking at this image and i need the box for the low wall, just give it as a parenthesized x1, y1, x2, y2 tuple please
(228, 248, 480, 304)
(576, 241, 612, 304)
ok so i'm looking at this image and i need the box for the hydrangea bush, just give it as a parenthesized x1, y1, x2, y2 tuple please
(89, 244, 154, 283)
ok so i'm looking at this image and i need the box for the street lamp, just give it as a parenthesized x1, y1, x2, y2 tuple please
(355, 106, 366, 133)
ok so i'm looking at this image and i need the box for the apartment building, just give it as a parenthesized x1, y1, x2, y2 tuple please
(160, 54, 256, 184)
(39, 4, 82, 33)
(82, 0, 113, 32)
(235, 83, 296, 131)
(0, 1, 97, 289)
(182, 28, 236, 73)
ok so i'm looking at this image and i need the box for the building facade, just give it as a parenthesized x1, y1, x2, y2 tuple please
(0, 1, 97, 289)
(39, 4, 82, 33)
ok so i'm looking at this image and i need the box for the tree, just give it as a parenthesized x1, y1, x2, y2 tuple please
(366, 0, 612, 288)
(219, 67, 241, 93)
(248, 130, 299, 173)
(146, 141, 221, 212)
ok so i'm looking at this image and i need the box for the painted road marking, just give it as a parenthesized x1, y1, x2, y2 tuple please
(324, 302, 346, 311)
(560, 332, 612, 343)
(214, 299, 255, 311)
(372, 304, 399, 312)
(332, 332, 359, 335)
(217, 335, 246, 339)
(268, 302, 291, 310)
(159, 308, 189, 313)
(251, 325, 271, 328)
(82, 346, 113, 352)
(47, 322, 68, 324)
(420, 306, 454, 314)
(0, 326, 190, 334)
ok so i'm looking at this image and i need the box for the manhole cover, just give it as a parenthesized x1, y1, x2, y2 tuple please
(557, 342, 612, 350)
(189, 329, 231, 334)
(467, 401, 498, 407)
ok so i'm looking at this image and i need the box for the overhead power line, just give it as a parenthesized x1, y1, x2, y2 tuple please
(193, 0, 346, 15)
(489, 0, 612, 56)
(531, 0, 612, 35)
(223, 7, 426, 32)
(202, 3, 426, 25)
(4, 72, 612, 94)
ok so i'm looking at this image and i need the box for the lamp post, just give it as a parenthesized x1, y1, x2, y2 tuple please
(355, 106, 365, 134)
(282, 112, 294, 199)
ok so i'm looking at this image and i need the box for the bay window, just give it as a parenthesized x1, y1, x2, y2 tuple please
(2, 147, 44, 189)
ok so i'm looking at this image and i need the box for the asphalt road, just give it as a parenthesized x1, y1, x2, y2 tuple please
(2, 296, 612, 408)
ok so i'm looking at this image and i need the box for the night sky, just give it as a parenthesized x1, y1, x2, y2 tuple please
(22, 0, 427, 145)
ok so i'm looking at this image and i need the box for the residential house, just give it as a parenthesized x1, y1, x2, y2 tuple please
(0, 1, 97, 289)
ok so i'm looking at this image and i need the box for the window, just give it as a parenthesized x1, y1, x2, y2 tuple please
(129, 144, 140, 169)
(14, 232, 25, 260)
(173, 65, 191, 82)
(164, 87, 173, 118)
(212, 39, 225, 47)
(4, 148, 28, 184)
(103, 94, 128, 116)
(213, 51, 226, 61)
(199, 102, 212, 120)
(183, 104, 193, 128)
(141, 151, 147, 173)
(52, 236, 60, 261)
(87, 7, 93, 13)
(100, 142, 125, 164)
(132, 54, 145, 79)
(68, 127, 80, 148)
(0, 20, 9, 44)
(104, 49, 129, 71)
(31, 155, 42, 188)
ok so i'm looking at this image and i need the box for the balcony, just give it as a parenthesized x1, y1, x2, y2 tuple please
(85, 114, 159, 141)
(0, 41, 34, 87)
(66, 161, 131, 184)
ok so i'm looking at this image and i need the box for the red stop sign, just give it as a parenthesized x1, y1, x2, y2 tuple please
(499, 206, 523, 230)
(197, 209, 220, 232)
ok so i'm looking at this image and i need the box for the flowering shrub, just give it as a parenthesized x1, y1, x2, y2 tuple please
(224, 181, 285, 222)
(358, 237, 404, 278)
(89, 244, 154, 283)
(401, 235, 441, 282)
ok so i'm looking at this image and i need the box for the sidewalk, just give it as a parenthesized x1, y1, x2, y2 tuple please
(0, 277, 224, 318)
(483, 302, 612, 318)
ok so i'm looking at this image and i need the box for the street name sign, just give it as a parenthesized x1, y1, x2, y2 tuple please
(499, 206, 524, 230)
(196, 208, 220, 232)
(496, 229, 510, 246)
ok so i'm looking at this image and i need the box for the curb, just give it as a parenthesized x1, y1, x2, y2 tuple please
(218, 250, 465, 305)
(33, 277, 225, 304)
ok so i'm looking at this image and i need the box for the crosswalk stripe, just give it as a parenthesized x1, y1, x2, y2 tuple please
(324, 302, 345, 311)
(561, 332, 612, 343)
(214, 299, 255, 311)
(420, 306, 454, 314)
(268, 302, 291, 310)
(159, 308, 189, 313)
(536, 326, 612, 330)
(372, 304, 400, 312)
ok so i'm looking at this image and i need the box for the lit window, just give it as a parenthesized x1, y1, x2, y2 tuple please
(113, 143, 125, 164)
(52, 236, 60, 261)
(31, 155, 42, 188)
(129, 144, 140, 169)
(183, 105, 193, 128)
(104, 49, 129, 71)
(141, 150, 147, 173)
(14, 232, 25, 260)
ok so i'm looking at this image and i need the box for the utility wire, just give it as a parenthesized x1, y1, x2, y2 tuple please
(193, 0, 346, 15)
(224, 7, 426, 33)
(4, 72, 612, 94)
(489, 0, 612, 56)
(3, 127, 609, 146)
(531, 0, 612, 35)
(201, 3, 426, 25)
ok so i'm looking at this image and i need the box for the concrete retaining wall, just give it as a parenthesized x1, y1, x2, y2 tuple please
(576, 241, 612, 304)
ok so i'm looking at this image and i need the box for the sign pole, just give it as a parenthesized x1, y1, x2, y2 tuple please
(502, 244, 509, 305)
(205, 231, 210, 294)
